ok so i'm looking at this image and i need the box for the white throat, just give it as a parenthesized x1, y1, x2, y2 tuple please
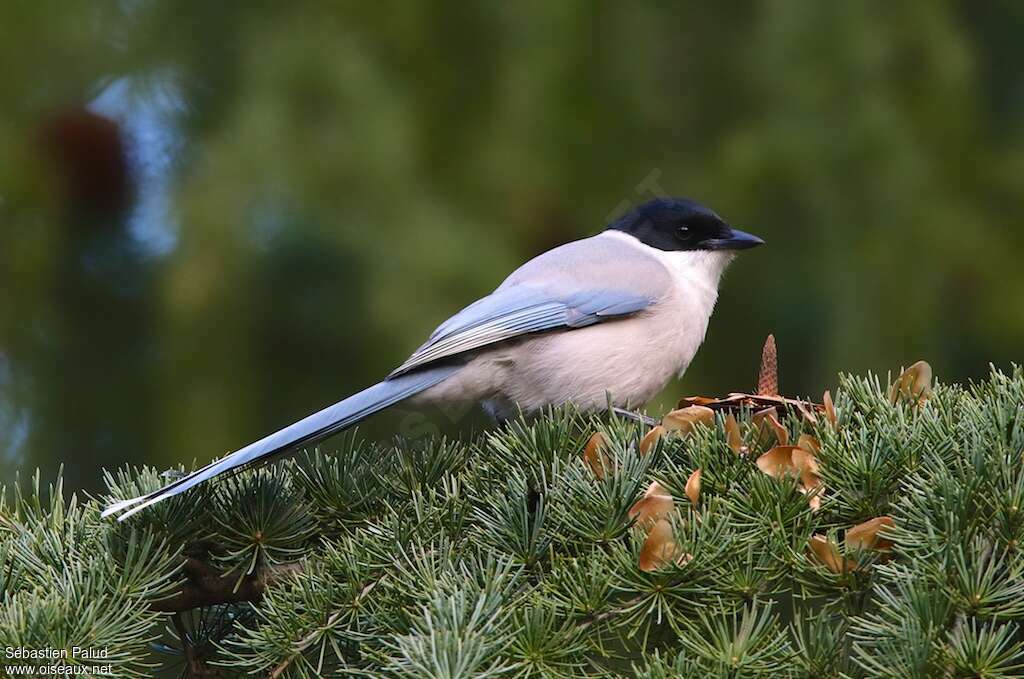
(601, 230, 735, 297)
(657, 248, 736, 296)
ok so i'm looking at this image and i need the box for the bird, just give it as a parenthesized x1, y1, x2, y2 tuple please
(104, 197, 763, 520)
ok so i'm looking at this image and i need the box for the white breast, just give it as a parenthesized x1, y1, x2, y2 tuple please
(602, 230, 734, 376)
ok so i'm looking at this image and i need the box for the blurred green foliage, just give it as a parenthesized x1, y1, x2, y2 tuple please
(1, 1, 1022, 489)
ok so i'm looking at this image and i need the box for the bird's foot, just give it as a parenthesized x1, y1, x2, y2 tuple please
(610, 407, 660, 427)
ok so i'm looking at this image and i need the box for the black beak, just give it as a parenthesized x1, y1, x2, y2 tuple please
(706, 227, 765, 251)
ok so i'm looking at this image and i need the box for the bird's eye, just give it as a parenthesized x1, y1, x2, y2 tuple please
(675, 224, 691, 239)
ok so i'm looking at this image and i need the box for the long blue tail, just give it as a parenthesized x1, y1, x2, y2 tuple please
(103, 364, 458, 521)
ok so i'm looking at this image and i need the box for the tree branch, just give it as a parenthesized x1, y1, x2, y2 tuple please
(151, 558, 302, 613)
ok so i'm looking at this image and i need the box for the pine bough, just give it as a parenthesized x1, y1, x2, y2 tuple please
(2, 367, 1024, 677)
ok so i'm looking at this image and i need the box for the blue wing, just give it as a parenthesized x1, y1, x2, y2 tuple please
(106, 284, 652, 521)
(388, 285, 653, 378)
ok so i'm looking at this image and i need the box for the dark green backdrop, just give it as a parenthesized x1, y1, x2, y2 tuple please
(1, 1, 1022, 489)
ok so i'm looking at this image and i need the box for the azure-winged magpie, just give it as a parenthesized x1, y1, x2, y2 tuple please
(105, 197, 763, 520)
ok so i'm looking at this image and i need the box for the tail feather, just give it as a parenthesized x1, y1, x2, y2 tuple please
(103, 364, 457, 521)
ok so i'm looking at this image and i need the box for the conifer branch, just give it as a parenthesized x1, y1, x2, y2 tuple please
(151, 558, 303, 612)
(5, 365, 1024, 676)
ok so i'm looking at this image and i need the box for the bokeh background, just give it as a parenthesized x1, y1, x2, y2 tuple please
(1, 2, 1022, 490)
